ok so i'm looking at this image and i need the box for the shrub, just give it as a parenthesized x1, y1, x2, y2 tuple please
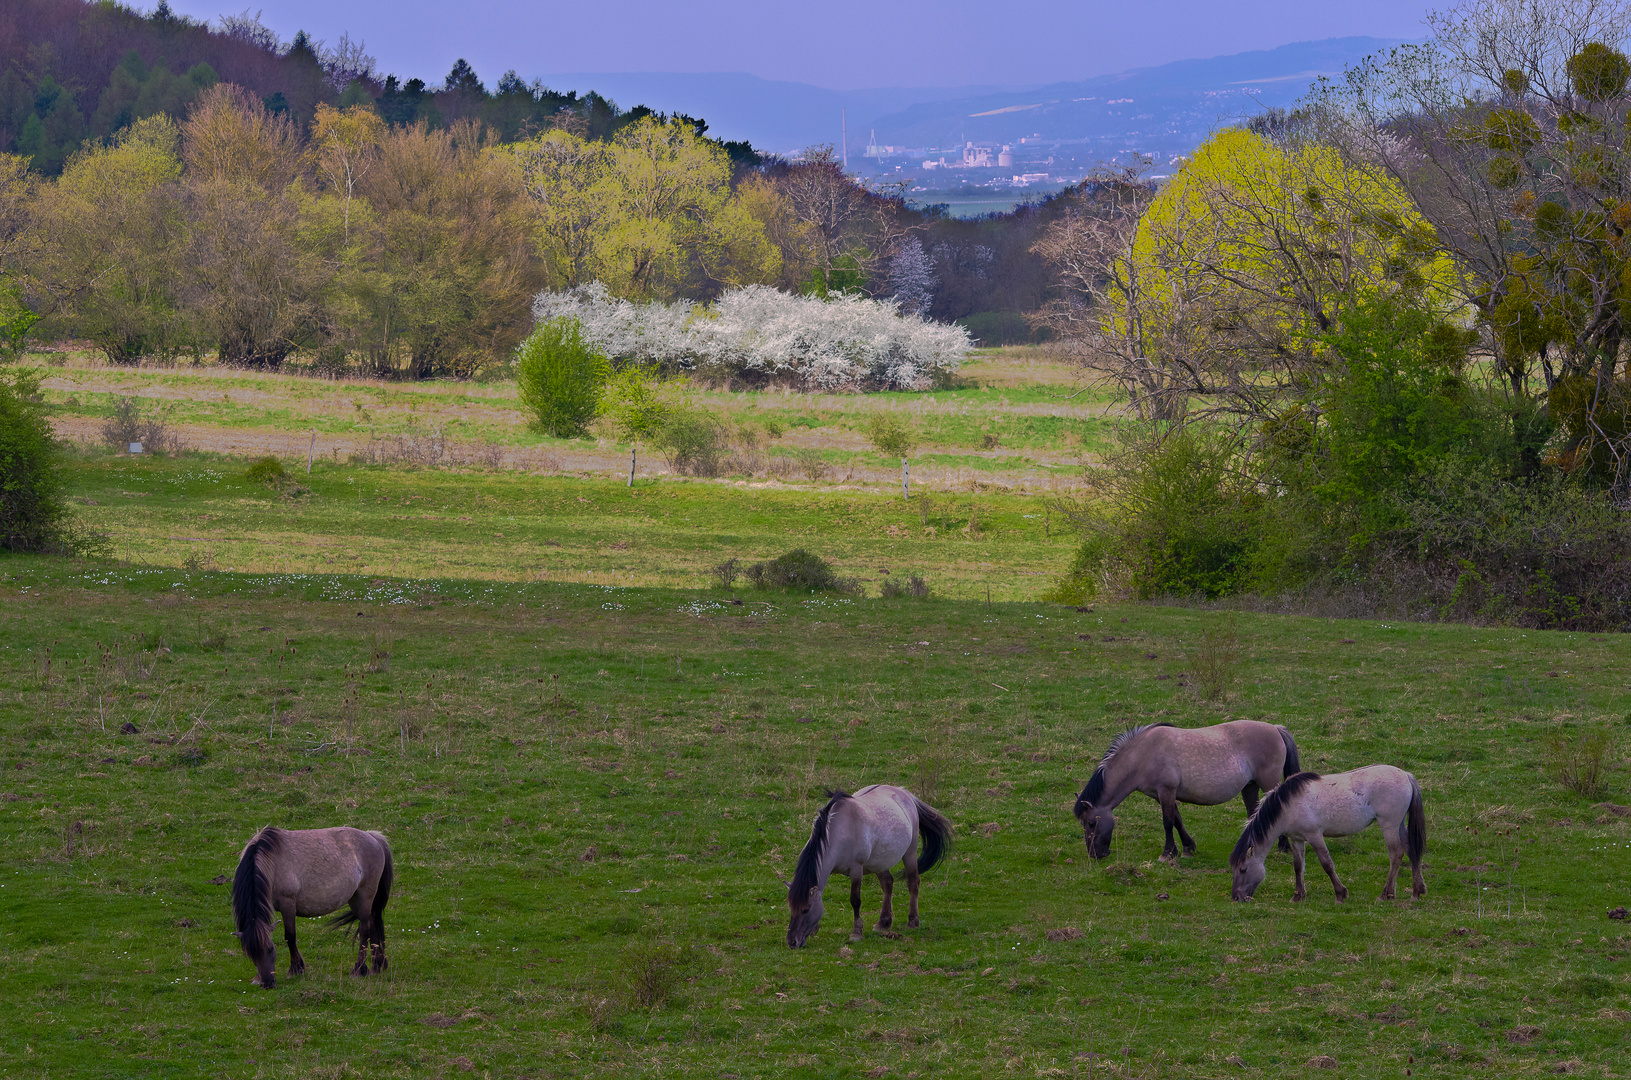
(1184, 618, 1242, 701)
(100, 396, 180, 454)
(711, 557, 741, 589)
(880, 575, 930, 599)
(866, 413, 918, 459)
(958, 310, 1036, 346)
(244, 456, 288, 485)
(516, 317, 609, 437)
(0, 371, 82, 553)
(745, 549, 850, 593)
(654, 408, 732, 477)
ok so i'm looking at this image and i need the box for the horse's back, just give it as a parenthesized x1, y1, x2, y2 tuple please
(1307, 766, 1415, 836)
(1154, 721, 1286, 803)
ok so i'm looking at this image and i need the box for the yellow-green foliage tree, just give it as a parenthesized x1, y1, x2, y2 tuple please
(1076, 127, 1460, 424)
(512, 117, 777, 301)
(29, 116, 187, 364)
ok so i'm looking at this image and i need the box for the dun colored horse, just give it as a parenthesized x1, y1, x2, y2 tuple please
(786, 785, 953, 948)
(231, 826, 393, 988)
(1229, 765, 1427, 902)
(1074, 720, 1301, 861)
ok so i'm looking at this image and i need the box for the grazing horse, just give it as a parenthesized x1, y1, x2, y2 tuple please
(231, 826, 393, 988)
(786, 785, 953, 948)
(1229, 766, 1426, 902)
(1073, 720, 1300, 861)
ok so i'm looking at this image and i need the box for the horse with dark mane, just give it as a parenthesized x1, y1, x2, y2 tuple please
(1230, 765, 1426, 902)
(1073, 720, 1301, 861)
(232, 826, 393, 988)
(786, 785, 953, 948)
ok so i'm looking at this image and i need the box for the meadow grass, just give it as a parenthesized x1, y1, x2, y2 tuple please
(57, 447, 1072, 599)
(1, 552, 1629, 1079)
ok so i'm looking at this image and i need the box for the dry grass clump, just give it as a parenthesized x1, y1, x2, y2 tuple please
(1542, 726, 1616, 798)
(1184, 618, 1242, 702)
(100, 396, 181, 454)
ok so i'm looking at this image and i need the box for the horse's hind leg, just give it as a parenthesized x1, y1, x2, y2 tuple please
(279, 899, 306, 976)
(1306, 835, 1348, 901)
(904, 853, 921, 929)
(875, 871, 895, 931)
(370, 911, 388, 973)
(1290, 840, 1307, 902)
(849, 874, 865, 942)
(1382, 827, 1405, 901)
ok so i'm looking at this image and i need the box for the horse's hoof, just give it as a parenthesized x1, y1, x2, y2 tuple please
(849, 933, 864, 943)
(1334, 890, 1349, 903)
(907, 918, 919, 929)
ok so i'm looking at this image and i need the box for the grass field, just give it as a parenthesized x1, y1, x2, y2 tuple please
(1, 552, 1628, 1079)
(24, 346, 1117, 493)
(2, 348, 1629, 1079)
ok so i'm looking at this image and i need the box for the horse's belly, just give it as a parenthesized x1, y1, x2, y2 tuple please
(1175, 765, 1254, 806)
(294, 871, 364, 915)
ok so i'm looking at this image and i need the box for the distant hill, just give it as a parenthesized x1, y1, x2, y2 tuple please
(532, 73, 1039, 156)
(867, 37, 1408, 158)
(540, 38, 1406, 163)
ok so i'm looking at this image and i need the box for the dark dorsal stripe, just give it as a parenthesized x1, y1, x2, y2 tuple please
(1231, 772, 1321, 864)
(232, 826, 282, 961)
(789, 791, 849, 900)
(1075, 722, 1175, 813)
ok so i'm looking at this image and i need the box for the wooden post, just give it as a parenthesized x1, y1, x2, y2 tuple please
(901, 457, 909, 499)
(307, 428, 316, 474)
(628, 445, 636, 488)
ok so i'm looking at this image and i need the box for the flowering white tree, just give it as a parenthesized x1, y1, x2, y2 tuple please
(885, 238, 936, 317)
(529, 283, 970, 391)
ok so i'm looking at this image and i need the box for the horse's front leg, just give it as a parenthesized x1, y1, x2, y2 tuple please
(1290, 839, 1306, 902)
(1306, 835, 1348, 901)
(875, 870, 895, 931)
(1240, 782, 1261, 817)
(848, 872, 865, 942)
(279, 899, 306, 976)
(1159, 792, 1194, 858)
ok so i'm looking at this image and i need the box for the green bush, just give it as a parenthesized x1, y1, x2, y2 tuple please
(516, 317, 609, 437)
(0, 371, 73, 553)
(744, 549, 853, 594)
(244, 456, 288, 485)
(958, 311, 1036, 346)
(654, 408, 732, 477)
(865, 413, 918, 459)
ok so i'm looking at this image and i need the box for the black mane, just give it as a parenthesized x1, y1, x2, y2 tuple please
(232, 826, 281, 961)
(1075, 722, 1174, 814)
(1230, 772, 1320, 864)
(789, 791, 849, 901)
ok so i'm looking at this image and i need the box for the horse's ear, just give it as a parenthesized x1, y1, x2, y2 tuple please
(1245, 845, 1254, 857)
(807, 885, 819, 898)
(232, 931, 243, 939)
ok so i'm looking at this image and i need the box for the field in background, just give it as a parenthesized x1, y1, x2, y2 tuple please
(0, 565, 1628, 1078)
(24, 346, 1118, 494)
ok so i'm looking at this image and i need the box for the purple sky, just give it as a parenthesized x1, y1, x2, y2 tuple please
(161, 0, 1433, 90)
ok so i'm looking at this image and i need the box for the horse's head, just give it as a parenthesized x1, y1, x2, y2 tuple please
(786, 883, 824, 948)
(1075, 802, 1115, 860)
(1229, 845, 1267, 901)
(236, 927, 277, 988)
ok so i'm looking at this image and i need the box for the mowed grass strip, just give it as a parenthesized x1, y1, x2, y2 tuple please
(1, 561, 1628, 1079)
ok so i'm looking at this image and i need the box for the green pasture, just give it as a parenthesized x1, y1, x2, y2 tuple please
(1, 552, 1629, 1079)
(56, 448, 1071, 597)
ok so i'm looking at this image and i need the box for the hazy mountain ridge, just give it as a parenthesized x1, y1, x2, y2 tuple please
(542, 37, 1408, 160)
(868, 37, 1409, 156)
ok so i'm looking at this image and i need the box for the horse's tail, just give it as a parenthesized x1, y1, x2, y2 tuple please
(913, 796, 954, 876)
(1278, 726, 1301, 779)
(1406, 775, 1427, 863)
(231, 827, 278, 964)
